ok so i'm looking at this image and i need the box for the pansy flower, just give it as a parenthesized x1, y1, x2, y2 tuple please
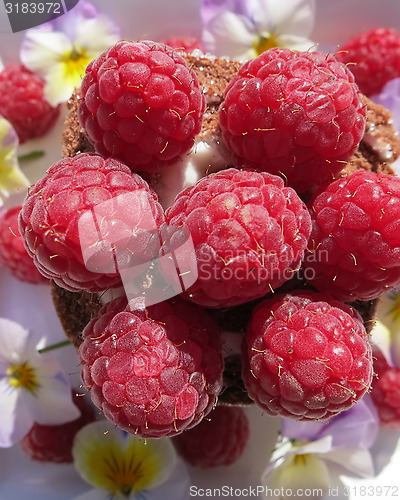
(72, 420, 190, 500)
(200, 0, 316, 60)
(20, 0, 120, 106)
(262, 397, 378, 498)
(0, 317, 80, 447)
(0, 116, 29, 203)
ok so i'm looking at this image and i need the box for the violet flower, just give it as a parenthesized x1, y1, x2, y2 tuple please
(262, 397, 379, 498)
(20, 0, 120, 106)
(200, 0, 316, 60)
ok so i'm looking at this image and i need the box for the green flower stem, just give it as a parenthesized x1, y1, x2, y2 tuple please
(18, 151, 45, 162)
(38, 339, 71, 354)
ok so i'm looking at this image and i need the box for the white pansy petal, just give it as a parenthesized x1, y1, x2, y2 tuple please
(74, 16, 121, 54)
(277, 35, 316, 51)
(43, 62, 85, 105)
(263, 454, 330, 497)
(203, 12, 257, 60)
(20, 31, 72, 79)
(25, 375, 80, 426)
(293, 435, 333, 455)
(0, 319, 30, 365)
(253, 0, 316, 37)
(371, 320, 393, 364)
(324, 446, 375, 478)
(0, 383, 33, 447)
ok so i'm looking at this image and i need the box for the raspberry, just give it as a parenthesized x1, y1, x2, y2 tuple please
(304, 170, 400, 301)
(0, 206, 47, 284)
(173, 406, 249, 467)
(164, 36, 203, 53)
(79, 296, 223, 438)
(20, 391, 96, 463)
(335, 28, 400, 96)
(0, 64, 60, 143)
(242, 291, 373, 420)
(19, 153, 165, 292)
(219, 48, 366, 192)
(165, 168, 312, 308)
(78, 40, 205, 173)
(371, 355, 400, 429)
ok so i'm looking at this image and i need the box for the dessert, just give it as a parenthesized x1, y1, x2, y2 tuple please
(51, 44, 400, 411)
(3, 0, 400, 498)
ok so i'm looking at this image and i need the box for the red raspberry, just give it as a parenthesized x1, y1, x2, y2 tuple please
(164, 36, 203, 53)
(371, 355, 400, 429)
(304, 170, 400, 301)
(242, 291, 373, 420)
(79, 296, 223, 438)
(19, 153, 165, 292)
(219, 48, 366, 192)
(335, 28, 400, 96)
(0, 64, 60, 143)
(78, 40, 205, 173)
(0, 206, 47, 284)
(20, 391, 96, 463)
(165, 168, 312, 308)
(173, 406, 249, 467)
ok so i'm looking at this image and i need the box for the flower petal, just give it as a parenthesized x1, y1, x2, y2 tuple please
(147, 459, 190, 500)
(281, 417, 326, 442)
(74, 16, 121, 55)
(201, 0, 254, 24)
(0, 381, 33, 447)
(276, 34, 315, 51)
(252, 0, 316, 38)
(73, 421, 176, 496)
(0, 117, 29, 201)
(371, 319, 393, 366)
(262, 453, 330, 498)
(45, 0, 101, 39)
(324, 445, 375, 478)
(20, 31, 72, 78)
(371, 78, 400, 133)
(25, 357, 80, 425)
(319, 396, 379, 450)
(202, 11, 257, 59)
(0, 318, 31, 366)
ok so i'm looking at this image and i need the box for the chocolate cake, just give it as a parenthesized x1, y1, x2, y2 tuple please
(52, 51, 400, 405)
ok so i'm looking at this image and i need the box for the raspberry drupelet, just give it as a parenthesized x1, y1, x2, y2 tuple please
(173, 405, 249, 468)
(0, 64, 60, 143)
(18, 153, 165, 292)
(335, 27, 400, 96)
(304, 170, 400, 301)
(242, 291, 373, 420)
(78, 40, 206, 172)
(0, 205, 47, 284)
(219, 47, 366, 192)
(165, 168, 312, 308)
(79, 296, 223, 438)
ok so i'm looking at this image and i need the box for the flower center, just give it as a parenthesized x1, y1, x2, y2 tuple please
(388, 293, 400, 324)
(7, 362, 38, 392)
(103, 450, 146, 497)
(254, 34, 279, 55)
(61, 46, 92, 81)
